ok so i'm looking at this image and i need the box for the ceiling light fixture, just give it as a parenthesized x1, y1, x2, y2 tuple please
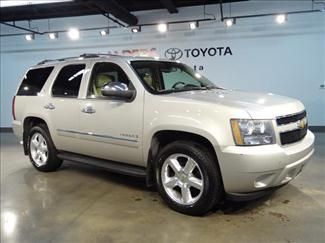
(67, 28, 80, 40)
(157, 23, 168, 33)
(0, 0, 73, 8)
(25, 33, 34, 41)
(99, 29, 109, 36)
(48, 32, 58, 40)
(131, 26, 141, 33)
(275, 14, 287, 24)
(225, 18, 235, 27)
(189, 21, 199, 30)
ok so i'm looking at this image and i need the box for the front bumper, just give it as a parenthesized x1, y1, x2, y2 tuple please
(218, 130, 315, 194)
(226, 184, 287, 202)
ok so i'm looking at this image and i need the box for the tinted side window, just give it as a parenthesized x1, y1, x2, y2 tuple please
(131, 67, 160, 91)
(17, 67, 54, 96)
(52, 64, 85, 97)
(88, 62, 131, 97)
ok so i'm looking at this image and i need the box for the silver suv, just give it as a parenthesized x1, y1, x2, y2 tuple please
(12, 54, 315, 215)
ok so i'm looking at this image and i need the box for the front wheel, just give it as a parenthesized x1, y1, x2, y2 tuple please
(156, 141, 223, 216)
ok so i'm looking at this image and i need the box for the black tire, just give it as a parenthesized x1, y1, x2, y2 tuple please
(27, 124, 62, 172)
(156, 140, 223, 216)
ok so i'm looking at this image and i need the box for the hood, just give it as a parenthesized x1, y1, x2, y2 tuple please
(165, 89, 305, 119)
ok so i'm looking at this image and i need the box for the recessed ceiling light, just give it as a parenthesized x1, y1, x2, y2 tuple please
(157, 23, 168, 33)
(67, 28, 80, 40)
(25, 33, 34, 41)
(276, 14, 287, 24)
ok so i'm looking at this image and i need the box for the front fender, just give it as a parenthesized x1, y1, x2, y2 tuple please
(143, 123, 222, 164)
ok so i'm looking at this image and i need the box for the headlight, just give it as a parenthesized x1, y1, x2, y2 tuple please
(230, 119, 275, 146)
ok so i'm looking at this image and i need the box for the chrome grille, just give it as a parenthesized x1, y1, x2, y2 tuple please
(276, 110, 306, 126)
(276, 111, 308, 145)
(280, 126, 308, 145)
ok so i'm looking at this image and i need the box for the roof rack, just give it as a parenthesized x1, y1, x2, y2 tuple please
(80, 53, 124, 58)
(37, 56, 77, 65)
(37, 53, 123, 65)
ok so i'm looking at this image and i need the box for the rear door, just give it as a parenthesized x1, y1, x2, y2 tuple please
(46, 62, 90, 153)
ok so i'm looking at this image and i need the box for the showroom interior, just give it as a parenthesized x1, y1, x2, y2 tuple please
(0, 0, 324, 242)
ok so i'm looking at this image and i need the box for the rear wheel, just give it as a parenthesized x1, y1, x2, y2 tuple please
(156, 140, 223, 216)
(28, 124, 62, 172)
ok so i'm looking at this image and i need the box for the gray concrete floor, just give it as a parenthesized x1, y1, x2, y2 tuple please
(1, 132, 324, 243)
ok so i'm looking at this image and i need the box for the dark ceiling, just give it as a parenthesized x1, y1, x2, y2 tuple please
(0, 0, 247, 26)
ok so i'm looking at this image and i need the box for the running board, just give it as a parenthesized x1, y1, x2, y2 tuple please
(57, 151, 146, 178)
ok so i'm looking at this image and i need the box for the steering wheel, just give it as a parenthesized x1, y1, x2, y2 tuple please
(172, 81, 186, 89)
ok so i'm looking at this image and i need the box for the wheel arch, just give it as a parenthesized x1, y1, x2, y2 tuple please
(145, 129, 221, 187)
(23, 116, 49, 155)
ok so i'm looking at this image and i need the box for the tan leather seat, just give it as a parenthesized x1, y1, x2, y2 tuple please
(93, 74, 113, 96)
(142, 73, 158, 91)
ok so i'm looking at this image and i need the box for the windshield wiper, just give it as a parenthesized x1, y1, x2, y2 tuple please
(162, 87, 205, 94)
(168, 87, 208, 93)
(206, 85, 224, 90)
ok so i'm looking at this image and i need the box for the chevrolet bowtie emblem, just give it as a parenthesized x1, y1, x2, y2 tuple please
(297, 119, 306, 129)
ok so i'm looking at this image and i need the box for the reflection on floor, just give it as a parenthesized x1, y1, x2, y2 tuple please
(1, 132, 324, 243)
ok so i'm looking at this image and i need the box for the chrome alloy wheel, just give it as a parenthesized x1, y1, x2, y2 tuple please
(161, 153, 204, 205)
(30, 132, 48, 167)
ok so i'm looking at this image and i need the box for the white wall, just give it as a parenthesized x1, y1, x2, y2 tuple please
(1, 1, 324, 127)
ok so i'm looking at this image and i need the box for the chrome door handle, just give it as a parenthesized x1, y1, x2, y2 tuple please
(44, 103, 55, 110)
(81, 106, 96, 114)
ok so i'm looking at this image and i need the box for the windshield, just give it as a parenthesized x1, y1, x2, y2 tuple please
(131, 61, 220, 94)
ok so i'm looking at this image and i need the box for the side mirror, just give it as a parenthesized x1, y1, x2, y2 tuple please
(101, 82, 135, 100)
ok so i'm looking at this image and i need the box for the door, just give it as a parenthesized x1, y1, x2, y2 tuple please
(78, 62, 144, 166)
(46, 63, 87, 153)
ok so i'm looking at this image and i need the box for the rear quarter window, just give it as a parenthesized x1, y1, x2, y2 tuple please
(17, 66, 54, 96)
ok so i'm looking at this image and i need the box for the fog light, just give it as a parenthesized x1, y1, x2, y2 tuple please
(254, 173, 275, 188)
